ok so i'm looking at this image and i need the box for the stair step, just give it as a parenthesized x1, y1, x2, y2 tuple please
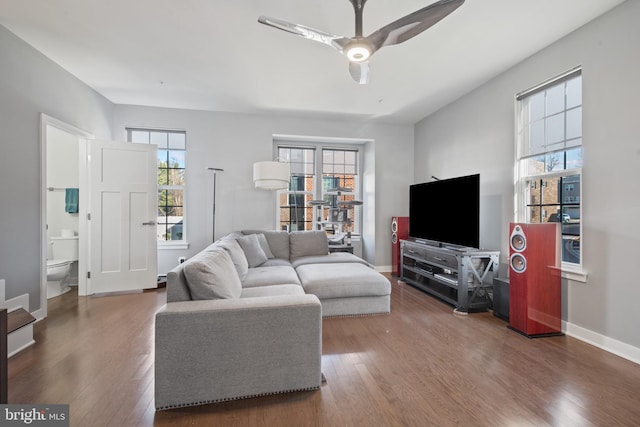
(7, 308, 35, 334)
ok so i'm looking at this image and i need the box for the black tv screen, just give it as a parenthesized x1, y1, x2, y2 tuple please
(409, 174, 480, 248)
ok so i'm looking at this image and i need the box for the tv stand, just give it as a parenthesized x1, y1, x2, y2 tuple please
(400, 239, 499, 312)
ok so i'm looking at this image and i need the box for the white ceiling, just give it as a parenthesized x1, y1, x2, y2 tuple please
(0, 0, 627, 124)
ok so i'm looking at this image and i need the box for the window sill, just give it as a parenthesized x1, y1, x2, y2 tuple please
(158, 242, 189, 250)
(562, 268, 588, 283)
(551, 266, 588, 283)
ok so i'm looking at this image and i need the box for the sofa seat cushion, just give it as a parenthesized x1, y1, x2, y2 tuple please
(291, 253, 368, 269)
(183, 249, 242, 300)
(296, 263, 391, 300)
(242, 266, 301, 288)
(241, 284, 305, 298)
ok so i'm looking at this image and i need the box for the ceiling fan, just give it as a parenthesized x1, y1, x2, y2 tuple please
(258, 0, 465, 84)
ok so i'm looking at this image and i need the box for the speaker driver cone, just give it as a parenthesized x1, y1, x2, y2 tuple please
(511, 234, 526, 251)
(510, 225, 527, 252)
(510, 253, 527, 273)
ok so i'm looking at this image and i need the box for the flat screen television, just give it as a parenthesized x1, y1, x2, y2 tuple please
(409, 174, 480, 248)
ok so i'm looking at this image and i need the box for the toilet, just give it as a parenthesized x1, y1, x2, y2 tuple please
(47, 236, 79, 299)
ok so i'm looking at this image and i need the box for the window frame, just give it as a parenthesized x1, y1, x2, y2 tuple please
(126, 127, 187, 247)
(515, 67, 585, 274)
(276, 146, 316, 232)
(275, 143, 363, 236)
(321, 148, 360, 236)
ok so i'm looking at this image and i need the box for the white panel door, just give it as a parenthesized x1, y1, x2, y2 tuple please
(89, 140, 157, 294)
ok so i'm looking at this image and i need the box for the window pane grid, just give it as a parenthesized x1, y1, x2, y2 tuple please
(522, 173, 581, 263)
(322, 149, 359, 234)
(517, 76, 583, 162)
(127, 128, 186, 242)
(276, 145, 361, 235)
(278, 147, 316, 231)
(516, 71, 582, 266)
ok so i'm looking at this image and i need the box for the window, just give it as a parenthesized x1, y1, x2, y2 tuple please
(276, 144, 361, 235)
(127, 128, 186, 243)
(277, 147, 315, 231)
(322, 149, 359, 234)
(515, 67, 582, 268)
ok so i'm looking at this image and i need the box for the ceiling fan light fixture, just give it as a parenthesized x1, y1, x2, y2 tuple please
(259, 0, 466, 82)
(345, 43, 371, 62)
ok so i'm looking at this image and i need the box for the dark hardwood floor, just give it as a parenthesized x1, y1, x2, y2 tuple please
(8, 275, 640, 426)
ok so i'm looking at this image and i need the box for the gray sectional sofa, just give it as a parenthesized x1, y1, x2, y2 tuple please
(155, 230, 391, 410)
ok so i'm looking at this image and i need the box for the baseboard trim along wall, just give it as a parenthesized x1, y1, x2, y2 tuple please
(563, 321, 640, 366)
(381, 275, 640, 365)
(375, 265, 392, 273)
(8, 325, 35, 358)
(0, 279, 36, 357)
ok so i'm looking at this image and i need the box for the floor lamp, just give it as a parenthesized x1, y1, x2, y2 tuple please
(208, 167, 224, 242)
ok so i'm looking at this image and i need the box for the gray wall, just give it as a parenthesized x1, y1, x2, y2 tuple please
(0, 21, 413, 313)
(414, 1, 640, 348)
(112, 106, 414, 274)
(0, 25, 113, 311)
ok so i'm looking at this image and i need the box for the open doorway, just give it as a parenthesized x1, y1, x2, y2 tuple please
(37, 114, 93, 320)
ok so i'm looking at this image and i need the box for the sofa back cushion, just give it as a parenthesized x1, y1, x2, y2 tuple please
(289, 231, 329, 259)
(183, 249, 242, 300)
(236, 234, 269, 268)
(255, 233, 275, 258)
(242, 230, 290, 259)
(217, 238, 249, 280)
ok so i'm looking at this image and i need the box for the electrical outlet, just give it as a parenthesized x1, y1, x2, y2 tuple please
(178, 256, 186, 264)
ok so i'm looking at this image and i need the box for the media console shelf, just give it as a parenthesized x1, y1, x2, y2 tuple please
(400, 239, 499, 313)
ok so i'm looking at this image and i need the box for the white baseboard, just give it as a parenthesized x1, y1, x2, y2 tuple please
(1, 279, 37, 357)
(32, 307, 47, 322)
(363, 274, 640, 365)
(375, 273, 639, 365)
(563, 321, 640, 365)
(375, 265, 391, 273)
(8, 325, 35, 358)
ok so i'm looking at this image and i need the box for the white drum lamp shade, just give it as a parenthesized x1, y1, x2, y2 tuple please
(253, 161, 290, 190)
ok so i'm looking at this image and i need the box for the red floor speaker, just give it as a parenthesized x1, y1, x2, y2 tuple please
(508, 222, 562, 337)
(391, 216, 409, 276)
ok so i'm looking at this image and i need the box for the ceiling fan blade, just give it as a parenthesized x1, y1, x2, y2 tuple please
(366, 0, 465, 51)
(349, 61, 370, 84)
(258, 15, 350, 52)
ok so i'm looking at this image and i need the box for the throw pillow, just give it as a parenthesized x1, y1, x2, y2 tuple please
(242, 230, 290, 259)
(183, 249, 242, 300)
(237, 234, 269, 267)
(216, 238, 249, 281)
(289, 230, 329, 258)
(255, 233, 275, 259)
